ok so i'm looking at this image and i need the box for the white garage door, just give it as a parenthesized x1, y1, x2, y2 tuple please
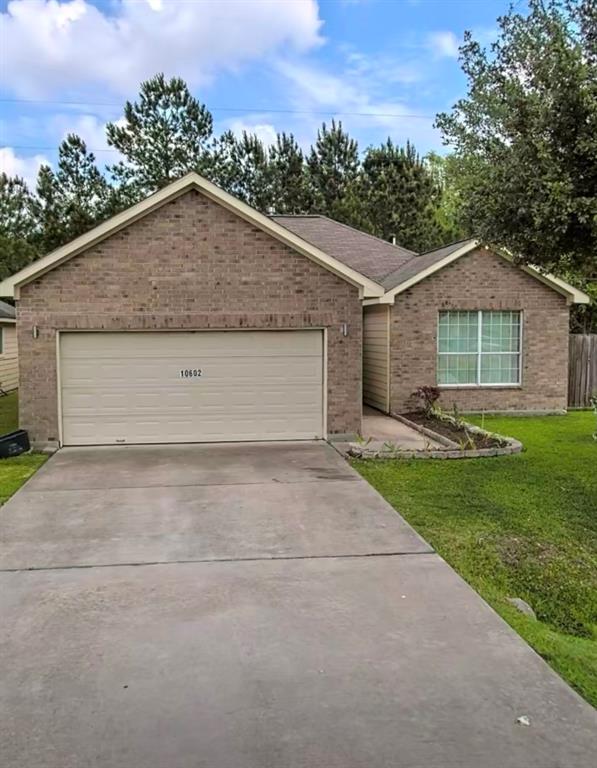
(59, 331, 324, 445)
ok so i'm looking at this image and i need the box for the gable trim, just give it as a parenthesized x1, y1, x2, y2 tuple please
(377, 240, 480, 303)
(375, 240, 591, 305)
(0, 172, 384, 300)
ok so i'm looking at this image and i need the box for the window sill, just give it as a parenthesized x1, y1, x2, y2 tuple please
(438, 384, 522, 390)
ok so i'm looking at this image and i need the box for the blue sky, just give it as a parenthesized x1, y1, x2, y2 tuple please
(0, 0, 518, 187)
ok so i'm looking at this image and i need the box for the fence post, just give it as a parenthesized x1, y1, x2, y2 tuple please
(568, 334, 596, 407)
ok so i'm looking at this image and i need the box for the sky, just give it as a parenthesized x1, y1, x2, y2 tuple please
(0, 0, 519, 188)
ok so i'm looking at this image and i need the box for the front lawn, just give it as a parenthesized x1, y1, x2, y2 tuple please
(352, 412, 597, 707)
(0, 391, 47, 504)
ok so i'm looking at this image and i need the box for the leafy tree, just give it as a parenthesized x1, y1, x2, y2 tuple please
(424, 152, 470, 244)
(33, 135, 112, 252)
(563, 268, 597, 333)
(436, 0, 597, 275)
(359, 140, 442, 251)
(268, 133, 310, 214)
(0, 174, 38, 279)
(106, 73, 214, 196)
(306, 120, 361, 223)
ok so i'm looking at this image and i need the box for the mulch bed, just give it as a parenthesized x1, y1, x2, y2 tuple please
(402, 411, 505, 449)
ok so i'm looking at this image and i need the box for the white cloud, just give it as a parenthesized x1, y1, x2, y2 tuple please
(427, 31, 460, 58)
(0, 147, 48, 188)
(50, 113, 120, 155)
(272, 59, 441, 151)
(1, 0, 323, 97)
(228, 120, 278, 148)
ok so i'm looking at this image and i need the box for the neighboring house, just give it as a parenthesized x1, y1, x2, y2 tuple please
(0, 172, 589, 449)
(0, 299, 18, 393)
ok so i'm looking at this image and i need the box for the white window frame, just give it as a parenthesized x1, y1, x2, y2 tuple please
(437, 310, 523, 388)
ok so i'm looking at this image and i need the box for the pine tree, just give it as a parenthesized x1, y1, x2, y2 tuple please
(306, 120, 360, 223)
(33, 135, 111, 252)
(33, 164, 63, 253)
(209, 130, 272, 212)
(106, 73, 214, 196)
(268, 133, 309, 214)
(360, 140, 441, 251)
(0, 174, 39, 279)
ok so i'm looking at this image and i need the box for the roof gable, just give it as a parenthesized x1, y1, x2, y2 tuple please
(0, 173, 384, 300)
(375, 239, 590, 305)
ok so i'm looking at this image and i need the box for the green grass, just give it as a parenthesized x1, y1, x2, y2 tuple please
(0, 392, 47, 504)
(352, 412, 597, 707)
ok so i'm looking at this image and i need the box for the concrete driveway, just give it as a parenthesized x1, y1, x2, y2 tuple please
(1, 442, 595, 768)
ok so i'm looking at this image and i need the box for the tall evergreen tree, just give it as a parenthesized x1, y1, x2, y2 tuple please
(209, 130, 272, 212)
(360, 140, 441, 251)
(0, 174, 38, 279)
(306, 120, 361, 223)
(33, 135, 111, 252)
(268, 133, 309, 214)
(106, 74, 214, 196)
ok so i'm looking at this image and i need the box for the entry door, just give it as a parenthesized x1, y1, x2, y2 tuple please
(59, 331, 324, 445)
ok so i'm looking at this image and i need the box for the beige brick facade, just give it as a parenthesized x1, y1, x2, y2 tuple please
(389, 248, 570, 413)
(17, 190, 362, 445)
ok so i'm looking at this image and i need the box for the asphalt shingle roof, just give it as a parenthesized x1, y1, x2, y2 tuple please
(271, 215, 416, 282)
(382, 239, 477, 290)
(0, 299, 15, 320)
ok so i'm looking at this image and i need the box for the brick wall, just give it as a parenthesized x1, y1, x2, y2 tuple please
(390, 247, 570, 413)
(17, 190, 362, 445)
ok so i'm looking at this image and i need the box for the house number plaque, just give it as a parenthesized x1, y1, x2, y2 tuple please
(180, 368, 203, 378)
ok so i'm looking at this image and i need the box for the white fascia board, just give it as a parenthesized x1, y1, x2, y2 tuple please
(379, 240, 479, 304)
(375, 240, 591, 305)
(518, 265, 591, 304)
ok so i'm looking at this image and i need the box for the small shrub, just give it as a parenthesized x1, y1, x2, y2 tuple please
(412, 386, 441, 415)
(591, 395, 597, 441)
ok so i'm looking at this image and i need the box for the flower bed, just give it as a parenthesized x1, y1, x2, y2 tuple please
(346, 409, 522, 460)
(402, 410, 506, 450)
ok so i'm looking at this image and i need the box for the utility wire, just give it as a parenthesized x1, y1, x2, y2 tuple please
(0, 97, 435, 120)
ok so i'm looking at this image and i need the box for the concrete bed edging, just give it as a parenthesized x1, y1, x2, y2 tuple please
(346, 412, 523, 460)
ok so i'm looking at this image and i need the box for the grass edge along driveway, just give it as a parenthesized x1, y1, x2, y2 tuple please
(0, 392, 47, 505)
(352, 412, 597, 708)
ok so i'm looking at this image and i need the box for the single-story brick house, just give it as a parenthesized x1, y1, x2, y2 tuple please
(0, 299, 18, 393)
(0, 172, 589, 449)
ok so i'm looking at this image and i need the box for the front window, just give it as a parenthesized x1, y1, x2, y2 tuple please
(437, 310, 522, 386)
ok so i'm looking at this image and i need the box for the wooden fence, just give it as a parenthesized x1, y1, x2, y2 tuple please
(568, 334, 597, 407)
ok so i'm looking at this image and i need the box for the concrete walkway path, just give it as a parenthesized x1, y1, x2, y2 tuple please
(1, 442, 595, 768)
(361, 404, 443, 448)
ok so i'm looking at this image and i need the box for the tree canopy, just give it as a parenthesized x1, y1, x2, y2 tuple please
(1, 33, 595, 329)
(1, 74, 449, 280)
(436, 0, 597, 276)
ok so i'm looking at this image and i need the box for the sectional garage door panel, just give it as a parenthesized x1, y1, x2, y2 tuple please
(60, 331, 324, 445)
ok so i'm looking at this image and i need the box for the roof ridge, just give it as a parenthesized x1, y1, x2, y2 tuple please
(271, 213, 416, 256)
(315, 215, 417, 256)
(271, 214, 324, 219)
(417, 237, 477, 257)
